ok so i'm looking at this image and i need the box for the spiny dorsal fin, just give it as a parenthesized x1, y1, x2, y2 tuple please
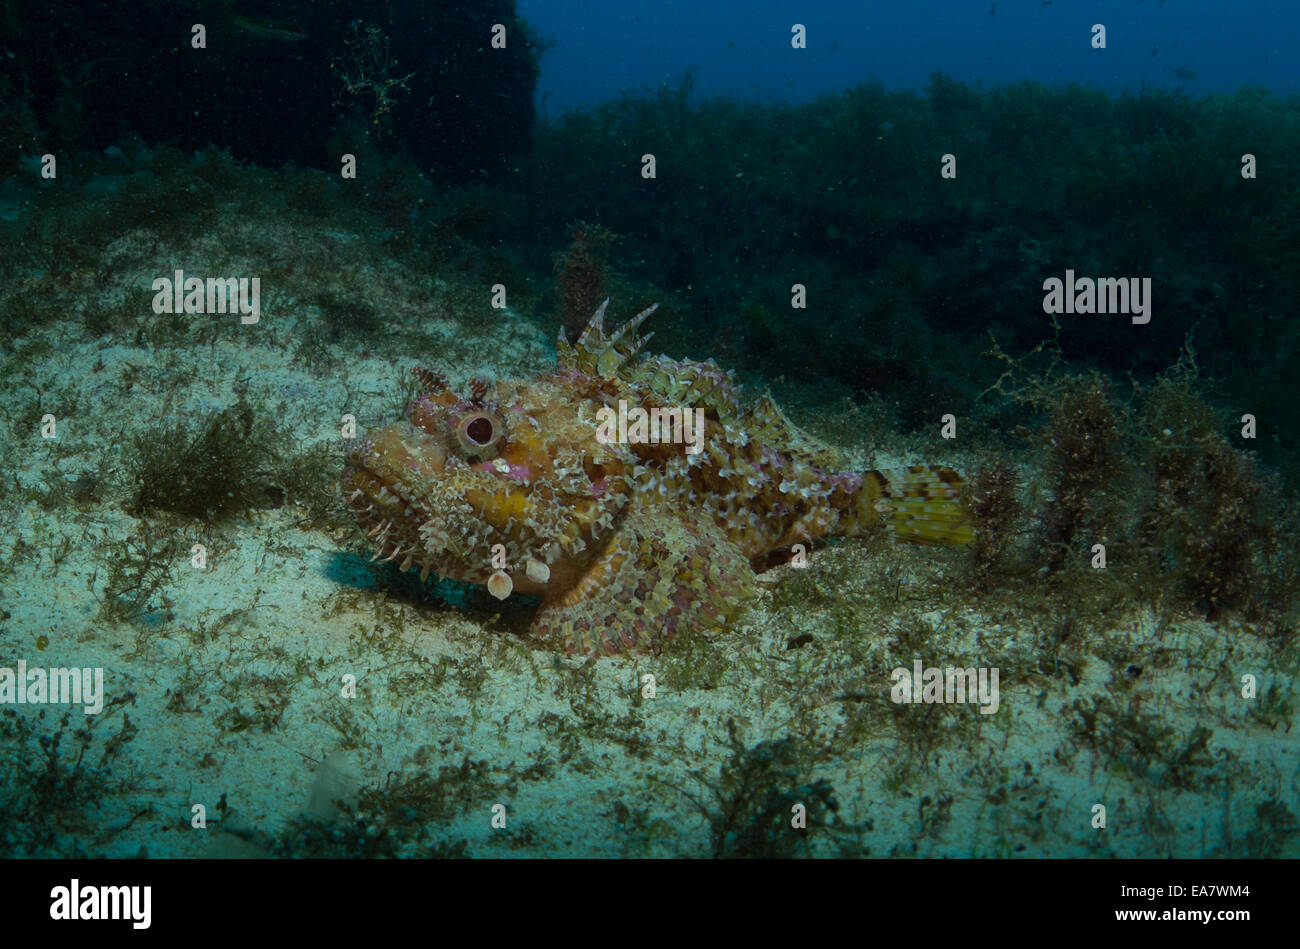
(742, 392, 848, 469)
(558, 299, 658, 379)
(626, 354, 740, 418)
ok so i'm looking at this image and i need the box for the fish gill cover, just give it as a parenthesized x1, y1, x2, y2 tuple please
(0, 0, 1296, 879)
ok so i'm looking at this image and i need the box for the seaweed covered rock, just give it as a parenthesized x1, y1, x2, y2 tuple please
(963, 458, 1026, 577)
(1135, 371, 1285, 618)
(1037, 372, 1124, 570)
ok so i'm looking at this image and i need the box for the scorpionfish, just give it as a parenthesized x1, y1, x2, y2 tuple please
(342, 301, 974, 655)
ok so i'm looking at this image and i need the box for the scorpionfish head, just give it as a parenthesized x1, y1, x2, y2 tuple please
(341, 370, 635, 599)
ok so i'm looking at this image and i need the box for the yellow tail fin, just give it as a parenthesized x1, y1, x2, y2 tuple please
(873, 465, 974, 546)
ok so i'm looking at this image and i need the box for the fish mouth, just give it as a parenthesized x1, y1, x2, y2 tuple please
(341, 421, 448, 574)
(342, 421, 448, 494)
(341, 466, 426, 571)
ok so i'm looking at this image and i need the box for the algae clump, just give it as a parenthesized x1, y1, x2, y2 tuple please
(127, 397, 277, 521)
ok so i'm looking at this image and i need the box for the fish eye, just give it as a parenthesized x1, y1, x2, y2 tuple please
(454, 409, 506, 459)
(466, 417, 493, 444)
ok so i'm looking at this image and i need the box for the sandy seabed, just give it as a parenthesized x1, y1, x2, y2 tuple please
(1, 185, 1296, 859)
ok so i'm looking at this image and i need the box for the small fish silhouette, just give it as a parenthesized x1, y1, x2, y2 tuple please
(230, 14, 309, 42)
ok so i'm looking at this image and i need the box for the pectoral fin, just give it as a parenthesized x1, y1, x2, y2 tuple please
(532, 512, 754, 655)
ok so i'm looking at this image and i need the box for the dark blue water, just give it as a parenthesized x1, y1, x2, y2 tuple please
(522, 0, 1298, 112)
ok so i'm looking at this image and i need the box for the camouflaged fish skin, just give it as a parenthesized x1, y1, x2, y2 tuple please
(342, 302, 973, 655)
